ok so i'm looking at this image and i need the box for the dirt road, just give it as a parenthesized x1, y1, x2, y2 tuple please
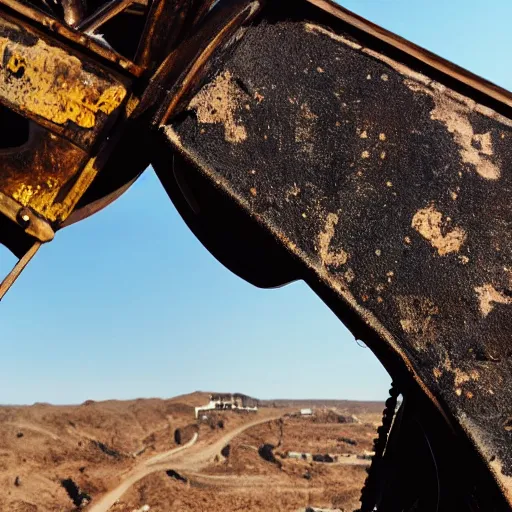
(88, 413, 281, 512)
(87, 433, 198, 512)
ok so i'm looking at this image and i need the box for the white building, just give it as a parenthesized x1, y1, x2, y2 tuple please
(300, 408, 313, 416)
(195, 393, 258, 418)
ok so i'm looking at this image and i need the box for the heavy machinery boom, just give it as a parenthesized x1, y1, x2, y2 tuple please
(0, 0, 511, 510)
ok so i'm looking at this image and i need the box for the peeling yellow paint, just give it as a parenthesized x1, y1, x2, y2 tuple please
(189, 71, 248, 143)
(475, 283, 512, 317)
(412, 204, 466, 256)
(318, 213, 349, 268)
(0, 36, 125, 128)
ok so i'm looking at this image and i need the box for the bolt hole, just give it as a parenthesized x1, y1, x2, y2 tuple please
(0, 105, 30, 150)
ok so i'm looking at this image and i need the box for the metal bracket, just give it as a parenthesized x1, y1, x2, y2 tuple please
(0, 241, 41, 300)
(0, 192, 54, 243)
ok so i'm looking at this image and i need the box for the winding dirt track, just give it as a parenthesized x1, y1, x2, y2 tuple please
(88, 413, 282, 512)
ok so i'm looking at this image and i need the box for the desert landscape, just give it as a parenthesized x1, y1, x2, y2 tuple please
(0, 392, 384, 512)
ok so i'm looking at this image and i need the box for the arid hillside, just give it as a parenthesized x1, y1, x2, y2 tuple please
(0, 393, 383, 512)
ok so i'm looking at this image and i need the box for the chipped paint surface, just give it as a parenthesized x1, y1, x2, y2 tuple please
(475, 284, 512, 318)
(0, 34, 126, 128)
(318, 213, 348, 268)
(189, 71, 247, 143)
(404, 82, 502, 180)
(396, 296, 439, 350)
(430, 96, 500, 180)
(412, 204, 466, 256)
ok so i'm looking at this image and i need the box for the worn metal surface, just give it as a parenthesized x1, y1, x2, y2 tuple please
(0, 14, 128, 148)
(0, 127, 91, 222)
(0, 4, 139, 237)
(0, 0, 143, 75)
(156, 0, 512, 505)
(0, 191, 54, 241)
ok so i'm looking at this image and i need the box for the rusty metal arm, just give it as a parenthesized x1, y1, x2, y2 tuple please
(148, 0, 512, 509)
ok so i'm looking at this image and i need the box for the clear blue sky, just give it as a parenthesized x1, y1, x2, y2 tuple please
(1, 1, 511, 405)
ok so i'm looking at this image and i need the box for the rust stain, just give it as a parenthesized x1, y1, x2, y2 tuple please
(412, 204, 466, 256)
(475, 284, 512, 318)
(318, 213, 348, 268)
(0, 36, 125, 128)
(189, 71, 248, 143)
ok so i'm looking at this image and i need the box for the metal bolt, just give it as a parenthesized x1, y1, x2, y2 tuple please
(17, 208, 31, 228)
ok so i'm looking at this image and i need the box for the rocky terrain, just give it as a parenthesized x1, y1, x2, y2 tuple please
(0, 392, 384, 511)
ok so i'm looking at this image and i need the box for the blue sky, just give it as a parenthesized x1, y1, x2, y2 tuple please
(1, 1, 510, 405)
